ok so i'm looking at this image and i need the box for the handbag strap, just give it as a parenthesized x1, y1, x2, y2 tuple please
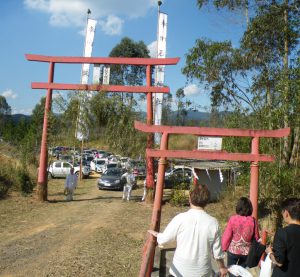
(251, 217, 256, 241)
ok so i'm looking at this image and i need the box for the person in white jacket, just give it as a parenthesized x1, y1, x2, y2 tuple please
(121, 168, 135, 201)
(64, 167, 78, 201)
(148, 185, 228, 277)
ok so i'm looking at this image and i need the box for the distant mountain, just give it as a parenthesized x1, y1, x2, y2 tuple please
(10, 114, 32, 123)
(137, 110, 211, 122)
(9, 110, 213, 124)
(177, 110, 211, 121)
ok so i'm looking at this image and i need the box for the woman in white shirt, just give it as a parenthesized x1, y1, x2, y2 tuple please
(148, 185, 227, 277)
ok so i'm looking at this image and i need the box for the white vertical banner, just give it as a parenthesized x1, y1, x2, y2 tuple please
(76, 18, 97, 141)
(154, 12, 167, 144)
(102, 65, 111, 85)
(81, 18, 97, 90)
(93, 64, 102, 84)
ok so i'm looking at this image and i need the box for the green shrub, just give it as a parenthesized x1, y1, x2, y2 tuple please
(0, 161, 14, 198)
(16, 168, 34, 195)
(259, 163, 300, 228)
(169, 183, 190, 206)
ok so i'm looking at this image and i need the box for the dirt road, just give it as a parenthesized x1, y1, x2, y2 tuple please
(0, 176, 185, 277)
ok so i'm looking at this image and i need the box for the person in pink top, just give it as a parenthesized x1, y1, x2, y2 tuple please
(222, 197, 259, 272)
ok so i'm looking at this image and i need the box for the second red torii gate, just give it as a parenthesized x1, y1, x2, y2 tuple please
(134, 120, 290, 277)
(26, 54, 179, 201)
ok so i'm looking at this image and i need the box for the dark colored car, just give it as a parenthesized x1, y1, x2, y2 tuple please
(163, 167, 193, 189)
(97, 168, 126, 190)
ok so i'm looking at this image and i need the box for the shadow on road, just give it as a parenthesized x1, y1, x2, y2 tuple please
(48, 195, 123, 203)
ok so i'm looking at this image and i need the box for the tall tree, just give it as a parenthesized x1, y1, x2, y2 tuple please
(185, 0, 300, 226)
(175, 88, 192, 125)
(0, 96, 11, 137)
(161, 93, 173, 125)
(184, 0, 299, 165)
(0, 96, 11, 116)
(109, 37, 150, 86)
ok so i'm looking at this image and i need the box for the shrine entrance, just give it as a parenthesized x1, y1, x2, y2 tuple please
(134, 120, 290, 277)
(26, 54, 179, 201)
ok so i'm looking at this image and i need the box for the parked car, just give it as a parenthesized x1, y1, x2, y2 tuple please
(48, 161, 90, 179)
(59, 154, 74, 164)
(163, 166, 193, 189)
(90, 158, 107, 172)
(97, 168, 127, 190)
(102, 162, 119, 173)
(97, 150, 109, 158)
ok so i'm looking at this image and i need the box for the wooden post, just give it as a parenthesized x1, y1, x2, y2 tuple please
(141, 132, 168, 277)
(145, 64, 155, 203)
(37, 62, 55, 201)
(250, 136, 259, 220)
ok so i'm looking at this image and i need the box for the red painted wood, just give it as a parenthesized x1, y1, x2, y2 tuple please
(37, 62, 55, 200)
(134, 121, 290, 138)
(146, 149, 275, 162)
(31, 82, 170, 93)
(145, 64, 155, 192)
(25, 54, 180, 65)
(250, 137, 260, 220)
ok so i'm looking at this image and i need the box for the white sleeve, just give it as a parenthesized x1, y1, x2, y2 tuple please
(211, 221, 225, 259)
(157, 215, 181, 246)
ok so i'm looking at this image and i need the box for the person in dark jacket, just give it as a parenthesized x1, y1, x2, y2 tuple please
(266, 198, 300, 277)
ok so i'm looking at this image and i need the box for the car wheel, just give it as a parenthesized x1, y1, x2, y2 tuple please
(75, 171, 80, 177)
(48, 172, 53, 179)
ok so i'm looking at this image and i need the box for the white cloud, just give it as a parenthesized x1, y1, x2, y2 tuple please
(12, 108, 32, 115)
(147, 40, 157, 58)
(2, 89, 18, 99)
(24, 0, 156, 34)
(183, 84, 202, 96)
(98, 15, 123, 36)
(24, 0, 49, 11)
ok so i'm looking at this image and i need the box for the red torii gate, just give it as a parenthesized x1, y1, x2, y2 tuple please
(25, 54, 179, 201)
(134, 121, 290, 277)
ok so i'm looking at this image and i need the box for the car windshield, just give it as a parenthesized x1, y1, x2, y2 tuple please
(96, 160, 106, 165)
(107, 164, 117, 168)
(103, 169, 122, 176)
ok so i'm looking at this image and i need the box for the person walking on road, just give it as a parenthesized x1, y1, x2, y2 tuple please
(122, 168, 135, 201)
(64, 167, 78, 201)
(222, 197, 260, 274)
(148, 185, 227, 277)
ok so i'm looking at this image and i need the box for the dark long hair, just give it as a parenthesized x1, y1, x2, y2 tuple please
(236, 197, 253, 216)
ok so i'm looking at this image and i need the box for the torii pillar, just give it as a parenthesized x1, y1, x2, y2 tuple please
(36, 62, 54, 201)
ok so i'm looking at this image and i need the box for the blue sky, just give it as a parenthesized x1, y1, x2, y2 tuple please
(0, 0, 247, 115)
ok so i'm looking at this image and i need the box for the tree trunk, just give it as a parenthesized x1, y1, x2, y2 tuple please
(289, 127, 299, 166)
(282, 1, 290, 165)
(265, 79, 273, 130)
